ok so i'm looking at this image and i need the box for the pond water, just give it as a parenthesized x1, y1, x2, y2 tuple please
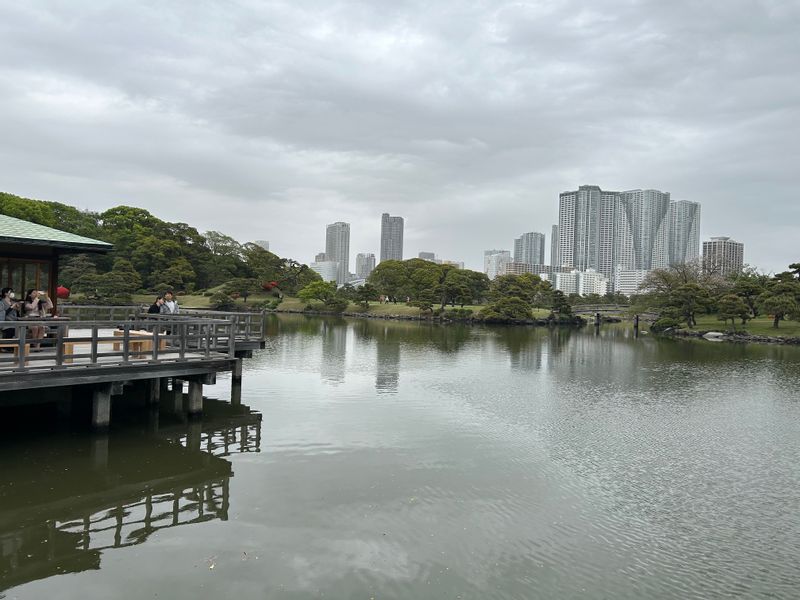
(2, 315, 800, 599)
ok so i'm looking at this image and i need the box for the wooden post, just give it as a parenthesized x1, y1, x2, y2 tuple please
(92, 384, 112, 430)
(188, 380, 203, 415)
(232, 358, 243, 381)
(147, 378, 162, 405)
(231, 380, 242, 406)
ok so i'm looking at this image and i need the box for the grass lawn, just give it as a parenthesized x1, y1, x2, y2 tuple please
(679, 314, 800, 338)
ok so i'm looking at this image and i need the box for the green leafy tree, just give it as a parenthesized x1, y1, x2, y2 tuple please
(480, 297, 533, 323)
(298, 280, 337, 305)
(223, 278, 260, 302)
(717, 294, 751, 329)
(356, 283, 378, 310)
(550, 290, 573, 317)
(209, 291, 237, 311)
(668, 283, 714, 328)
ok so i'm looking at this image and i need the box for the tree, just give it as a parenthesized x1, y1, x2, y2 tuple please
(356, 283, 377, 310)
(111, 258, 143, 292)
(480, 297, 533, 323)
(223, 278, 260, 302)
(668, 283, 713, 328)
(717, 294, 750, 329)
(731, 273, 768, 318)
(209, 291, 237, 311)
(550, 290, 573, 318)
(298, 280, 337, 305)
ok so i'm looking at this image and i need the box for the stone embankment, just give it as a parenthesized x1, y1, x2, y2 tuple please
(663, 329, 800, 345)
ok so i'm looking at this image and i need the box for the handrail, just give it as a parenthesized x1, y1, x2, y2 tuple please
(0, 317, 235, 374)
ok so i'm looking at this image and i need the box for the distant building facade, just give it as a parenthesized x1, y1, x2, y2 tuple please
(614, 268, 651, 296)
(550, 224, 560, 267)
(356, 253, 376, 279)
(552, 269, 609, 296)
(418, 252, 437, 262)
(669, 200, 701, 265)
(310, 261, 339, 283)
(380, 213, 404, 262)
(513, 232, 546, 266)
(484, 250, 511, 280)
(703, 237, 744, 276)
(325, 222, 350, 285)
(315, 252, 327, 262)
(254, 240, 270, 251)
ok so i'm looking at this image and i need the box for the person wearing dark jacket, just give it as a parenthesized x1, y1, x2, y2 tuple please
(148, 296, 164, 314)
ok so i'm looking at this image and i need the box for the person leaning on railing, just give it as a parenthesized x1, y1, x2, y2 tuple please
(23, 289, 54, 347)
(1, 287, 22, 345)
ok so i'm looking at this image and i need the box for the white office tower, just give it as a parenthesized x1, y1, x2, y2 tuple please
(310, 261, 339, 283)
(513, 232, 546, 266)
(621, 189, 671, 270)
(484, 250, 511, 280)
(577, 269, 609, 296)
(325, 222, 350, 285)
(380, 213, 404, 262)
(356, 253, 376, 278)
(550, 224, 560, 267)
(703, 237, 744, 276)
(669, 200, 701, 265)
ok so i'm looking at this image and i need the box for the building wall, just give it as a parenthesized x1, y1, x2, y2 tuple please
(356, 253, 376, 279)
(550, 224, 560, 267)
(484, 251, 511, 280)
(513, 231, 546, 265)
(380, 214, 404, 262)
(669, 200, 701, 265)
(703, 237, 744, 276)
(310, 261, 339, 283)
(325, 222, 350, 285)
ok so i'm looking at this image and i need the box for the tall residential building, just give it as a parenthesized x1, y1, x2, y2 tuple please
(310, 261, 339, 284)
(484, 250, 511, 280)
(315, 252, 327, 262)
(513, 232, 546, 266)
(380, 213, 404, 262)
(621, 189, 671, 270)
(614, 268, 651, 296)
(550, 224, 560, 268)
(356, 253, 376, 278)
(325, 222, 350, 285)
(558, 185, 700, 283)
(703, 237, 744, 276)
(254, 240, 270, 251)
(418, 252, 437, 262)
(669, 200, 701, 265)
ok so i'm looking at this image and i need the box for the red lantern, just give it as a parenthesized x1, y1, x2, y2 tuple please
(56, 286, 70, 299)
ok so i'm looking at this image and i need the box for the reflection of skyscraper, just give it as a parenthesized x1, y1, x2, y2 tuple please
(320, 320, 347, 383)
(326, 222, 350, 285)
(380, 213, 404, 262)
(374, 325, 400, 393)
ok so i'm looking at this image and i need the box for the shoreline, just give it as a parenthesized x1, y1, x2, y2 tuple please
(659, 328, 800, 345)
(269, 307, 586, 327)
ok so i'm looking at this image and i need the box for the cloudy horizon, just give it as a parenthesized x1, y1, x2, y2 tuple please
(1, 1, 798, 273)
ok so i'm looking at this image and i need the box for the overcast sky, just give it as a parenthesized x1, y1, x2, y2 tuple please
(1, 1, 798, 272)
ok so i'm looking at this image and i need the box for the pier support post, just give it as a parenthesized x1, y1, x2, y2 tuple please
(147, 378, 162, 405)
(188, 381, 203, 415)
(92, 384, 112, 430)
(231, 380, 242, 406)
(232, 358, 243, 381)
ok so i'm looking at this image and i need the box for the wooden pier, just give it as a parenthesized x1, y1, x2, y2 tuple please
(0, 314, 252, 429)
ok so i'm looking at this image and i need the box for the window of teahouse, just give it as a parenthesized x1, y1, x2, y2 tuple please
(0, 259, 51, 292)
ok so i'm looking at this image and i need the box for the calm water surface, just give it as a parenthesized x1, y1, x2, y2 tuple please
(2, 315, 800, 599)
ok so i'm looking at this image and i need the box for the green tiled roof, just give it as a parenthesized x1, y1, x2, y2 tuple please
(0, 213, 112, 251)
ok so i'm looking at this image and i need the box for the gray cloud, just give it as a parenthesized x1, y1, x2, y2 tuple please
(1, 0, 798, 271)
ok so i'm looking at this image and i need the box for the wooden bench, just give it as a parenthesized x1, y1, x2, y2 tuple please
(112, 330, 168, 355)
(0, 342, 31, 365)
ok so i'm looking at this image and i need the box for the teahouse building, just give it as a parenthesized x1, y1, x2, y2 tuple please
(0, 213, 112, 312)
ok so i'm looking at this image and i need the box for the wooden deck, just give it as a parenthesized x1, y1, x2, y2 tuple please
(0, 318, 236, 393)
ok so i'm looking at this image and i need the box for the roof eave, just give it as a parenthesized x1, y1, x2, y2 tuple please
(0, 236, 113, 253)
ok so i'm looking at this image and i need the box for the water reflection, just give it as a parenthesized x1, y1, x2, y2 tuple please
(320, 319, 347, 384)
(0, 400, 261, 593)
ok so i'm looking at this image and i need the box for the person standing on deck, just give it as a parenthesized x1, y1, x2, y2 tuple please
(23, 289, 53, 345)
(1, 288, 21, 341)
(160, 290, 179, 315)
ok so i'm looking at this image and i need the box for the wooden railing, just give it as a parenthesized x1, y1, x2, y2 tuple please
(0, 317, 235, 373)
(60, 305, 265, 343)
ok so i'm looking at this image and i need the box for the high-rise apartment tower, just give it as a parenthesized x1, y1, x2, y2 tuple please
(356, 253, 376, 279)
(513, 232, 546, 266)
(325, 222, 350, 285)
(380, 213, 404, 262)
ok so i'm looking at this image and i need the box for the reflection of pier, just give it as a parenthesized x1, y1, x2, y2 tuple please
(0, 401, 261, 593)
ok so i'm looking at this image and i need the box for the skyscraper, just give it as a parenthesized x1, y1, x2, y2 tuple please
(484, 250, 511, 280)
(325, 222, 350, 285)
(669, 200, 701, 265)
(550, 224, 560, 268)
(513, 232, 546, 266)
(380, 213, 404, 262)
(558, 185, 700, 284)
(356, 253, 376, 278)
(703, 237, 744, 276)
